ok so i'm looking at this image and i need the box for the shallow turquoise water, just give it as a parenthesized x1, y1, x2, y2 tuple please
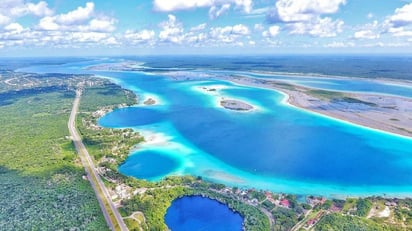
(18, 57, 412, 197)
(98, 71, 412, 197)
(118, 151, 180, 180)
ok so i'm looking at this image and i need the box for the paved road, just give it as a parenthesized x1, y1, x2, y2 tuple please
(68, 88, 128, 231)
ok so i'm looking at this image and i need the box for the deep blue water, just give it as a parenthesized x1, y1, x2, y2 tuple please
(98, 71, 412, 187)
(17, 56, 412, 196)
(165, 196, 243, 231)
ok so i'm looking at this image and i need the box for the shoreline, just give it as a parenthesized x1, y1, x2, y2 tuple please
(282, 91, 412, 140)
(225, 76, 412, 140)
(91, 72, 412, 198)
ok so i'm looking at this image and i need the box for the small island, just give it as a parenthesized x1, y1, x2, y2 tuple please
(143, 98, 156, 105)
(220, 99, 254, 111)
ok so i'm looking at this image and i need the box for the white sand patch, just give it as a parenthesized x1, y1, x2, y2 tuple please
(141, 93, 162, 106)
(377, 206, 390, 218)
(214, 96, 261, 112)
(191, 84, 231, 95)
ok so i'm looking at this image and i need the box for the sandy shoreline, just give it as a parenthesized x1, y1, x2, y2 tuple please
(224, 75, 412, 139)
(93, 62, 412, 138)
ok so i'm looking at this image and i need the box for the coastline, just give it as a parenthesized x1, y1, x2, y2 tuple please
(282, 90, 412, 140)
(225, 75, 412, 140)
(93, 72, 412, 197)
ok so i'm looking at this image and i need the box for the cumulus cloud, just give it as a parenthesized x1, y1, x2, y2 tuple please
(190, 23, 207, 31)
(262, 25, 280, 37)
(209, 4, 230, 19)
(124, 29, 156, 44)
(387, 3, 412, 28)
(153, 0, 252, 18)
(266, 0, 346, 38)
(0, 14, 10, 26)
(27, 1, 53, 17)
(209, 24, 249, 43)
(254, 23, 264, 31)
(0, 2, 119, 50)
(267, 0, 346, 23)
(158, 14, 184, 43)
(0, 0, 53, 19)
(55, 2, 94, 26)
(388, 27, 412, 37)
(289, 17, 344, 37)
(324, 41, 354, 48)
(384, 3, 412, 38)
(37, 2, 116, 32)
(354, 30, 379, 39)
(4, 23, 24, 33)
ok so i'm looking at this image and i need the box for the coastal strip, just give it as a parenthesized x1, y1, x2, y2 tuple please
(225, 75, 412, 139)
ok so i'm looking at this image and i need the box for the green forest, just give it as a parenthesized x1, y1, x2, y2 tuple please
(0, 71, 107, 230)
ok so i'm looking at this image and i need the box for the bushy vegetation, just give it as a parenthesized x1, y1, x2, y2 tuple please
(119, 176, 271, 231)
(393, 198, 412, 225)
(272, 207, 298, 231)
(0, 72, 107, 230)
(123, 186, 193, 230)
(76, 81, 143, 183)
(316, 213, 402, 231)
(190, 189, 270, 231)
(356, 198, 373, 217)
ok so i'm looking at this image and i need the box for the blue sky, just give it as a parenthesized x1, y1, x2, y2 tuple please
(1, 0, 412, 56)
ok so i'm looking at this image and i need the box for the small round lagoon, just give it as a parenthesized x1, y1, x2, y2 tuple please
(118, 151, 180, 180)
(165, 196, 243, 231)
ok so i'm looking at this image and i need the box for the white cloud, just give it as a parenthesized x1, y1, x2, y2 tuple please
(210, 24, 249, 43)
(324, 41, 354, 48)
(0, 14, 10, 26)
(87, 18, 116, 32)
(0, 0, 53, 19)
(124, 29, 156, 44)
(387, 3, 412, 28)
(384, 3, 412, 38)
(232, 24, 249, 35)
(27, 1, 53, 17)
(190, 23, 207, 31)
(185, 32, 208, 45)
(153, 0, 252, 18)
(388, 27, 412, 37)
(0, 2, 118, 49)
(55, 2, 94, 26)
(254, 23, 264, 31)
(38, 16, 59, 30)
(4, 23, 24, 33)
(37, 2, 116, 33)
(209, 4, 230, 19)
(262, 25, 280, 37)
(158, 14, 184, 43)
(367, 13, 374, 19)
(153, 0, 213, 11)
(289, 17, 344, 37)
(266, 0, 345, 38)
(354, 30, 379, 39)
(268, 0, 346, 23)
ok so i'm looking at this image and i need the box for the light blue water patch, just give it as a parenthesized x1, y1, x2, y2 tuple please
(23, 57, 412, 196)
(119, 150, 181, 180)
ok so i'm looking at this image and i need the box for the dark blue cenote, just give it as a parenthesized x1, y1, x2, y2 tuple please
(165, 196, 243, 231)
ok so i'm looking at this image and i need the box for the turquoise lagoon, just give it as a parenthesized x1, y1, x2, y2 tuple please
(18, 58, 412, 197)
